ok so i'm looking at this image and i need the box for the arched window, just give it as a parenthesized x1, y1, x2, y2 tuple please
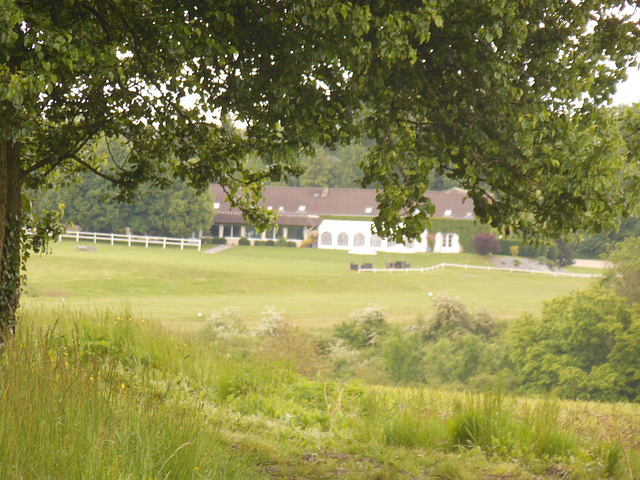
(321, 232, 332, 246)
(370, 235, 382, 248)
(337, 232, 349, 247)
(354, 233, 365, 247)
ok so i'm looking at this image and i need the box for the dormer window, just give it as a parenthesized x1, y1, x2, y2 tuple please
(444, 209, 452, 216)
(278, 206, 285, 212)
(213, 202, 220, 209)
(298, 205, 306, 212)
(465, 212, 473, 217)
(364, 207, 373, 214)
(267, 206, 273, 210)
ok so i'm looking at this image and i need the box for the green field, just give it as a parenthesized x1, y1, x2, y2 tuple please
(23, 240, 595, 328)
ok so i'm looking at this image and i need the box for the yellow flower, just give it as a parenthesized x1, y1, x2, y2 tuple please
(121, 383, 126, 389)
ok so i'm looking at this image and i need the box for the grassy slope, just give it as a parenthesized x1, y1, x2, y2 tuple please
(24, 241, 593, 327)
(3, 308, 638, 480)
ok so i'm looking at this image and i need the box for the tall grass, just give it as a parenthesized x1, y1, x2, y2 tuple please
(0, 307, 261, 479)
(2, 306, 638, 479)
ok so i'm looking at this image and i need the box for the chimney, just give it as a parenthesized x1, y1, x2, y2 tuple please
(321, 187, 329, 197)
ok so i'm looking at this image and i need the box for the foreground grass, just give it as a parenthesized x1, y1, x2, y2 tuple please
(24, 242, 592, 327)
(2, 307, 638, 479)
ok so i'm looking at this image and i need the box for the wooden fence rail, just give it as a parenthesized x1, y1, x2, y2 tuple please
(59, 230, 201, 251)
(356, 262, 602, 278)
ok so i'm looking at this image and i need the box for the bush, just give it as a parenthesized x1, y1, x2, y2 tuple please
(210, 237, 227, 245)
(276, 236, 288, 247)
(423, 294, 495, 341)
(382, 328, 424, 384)
(238, 237, 251, 246)
(252, 240, 275, 247)
(473, 233, 501, 255)
(334, 305, 389, 349)
(202, 307, 248, 340)
(255, 306, 291, 337)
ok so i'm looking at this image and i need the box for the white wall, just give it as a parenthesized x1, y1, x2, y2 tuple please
(317, 220, 428, 252)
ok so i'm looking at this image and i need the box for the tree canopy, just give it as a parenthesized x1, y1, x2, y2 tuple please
(1, 0, 640, 333)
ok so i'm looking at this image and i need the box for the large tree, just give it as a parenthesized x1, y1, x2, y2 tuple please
(1, 1, 639, 335)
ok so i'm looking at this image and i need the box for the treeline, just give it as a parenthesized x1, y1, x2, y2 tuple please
(34, 139, 214, 238)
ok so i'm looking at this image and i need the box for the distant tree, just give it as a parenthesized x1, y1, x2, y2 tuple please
(473, 233, 501, 256)
(508, 286, 638, 401)
(555, 241, 575, 267)
(603, 236, 640, 305)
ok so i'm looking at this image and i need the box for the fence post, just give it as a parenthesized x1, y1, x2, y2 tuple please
(128, 235, 131, 247)
(111, 234, 114, 246)
(145, 236, 149, 248)
(94, 232, 97, 244)
(163, 237, 166, 249)
(76, 231, 80, 242)
(180, 238, 184, 250)
(197, 239, 201, 252)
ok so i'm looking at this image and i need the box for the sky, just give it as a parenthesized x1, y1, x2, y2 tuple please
(612, 66, 640, 106)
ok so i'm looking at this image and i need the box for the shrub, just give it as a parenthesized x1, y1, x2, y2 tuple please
(252, 240, 275, 247)
(423, 294, 496, 341)
(382, 328, 424, 384)
(255, 306, 291, 337)
(509, 245, 519, 256)
(202, 307, 247, 340)
(334, 305, 389, 349)
(473, 233, 501, 255)
(238, 237, 251, 246)
(210, 237, 227, 245)
(276, 236, 288, 247)
(299, 237, 314, 248)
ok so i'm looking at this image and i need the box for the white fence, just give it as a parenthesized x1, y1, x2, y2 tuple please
(59, 230, 201, 251)
(355, 262, 602, 278)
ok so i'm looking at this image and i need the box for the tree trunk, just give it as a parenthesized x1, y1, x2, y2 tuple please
(0, 139, 22, 339)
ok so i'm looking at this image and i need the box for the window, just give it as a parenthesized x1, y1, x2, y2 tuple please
(445, 234, 454, 248)
(444, 209, 452, 216)
(298, 205, 306, 212)
(337, 232, 349, 247)
(223, 225, 242, 238)
(321, 232, 332, 246)
(287, 227, 304, 240)
(278, 206, 285, 212)
(213, 202, 220, 209)
(370, 235, 382, 248)
(364, 206, 373, 214)
(354, 233, 365, 246)
(265, 226, 280, 240)
(267, 205, 273, 210)
(246, 226, 261, 239)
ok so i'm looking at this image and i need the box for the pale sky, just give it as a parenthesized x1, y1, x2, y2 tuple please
(612, 66, 640, 106)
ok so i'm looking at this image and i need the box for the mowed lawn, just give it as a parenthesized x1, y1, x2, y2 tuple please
(23, 241, 595, 329)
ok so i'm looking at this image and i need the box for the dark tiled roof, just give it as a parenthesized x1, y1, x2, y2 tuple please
(209, 185, 475, 225)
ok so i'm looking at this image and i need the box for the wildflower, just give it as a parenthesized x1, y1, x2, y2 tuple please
(121, 383, 125, 389)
